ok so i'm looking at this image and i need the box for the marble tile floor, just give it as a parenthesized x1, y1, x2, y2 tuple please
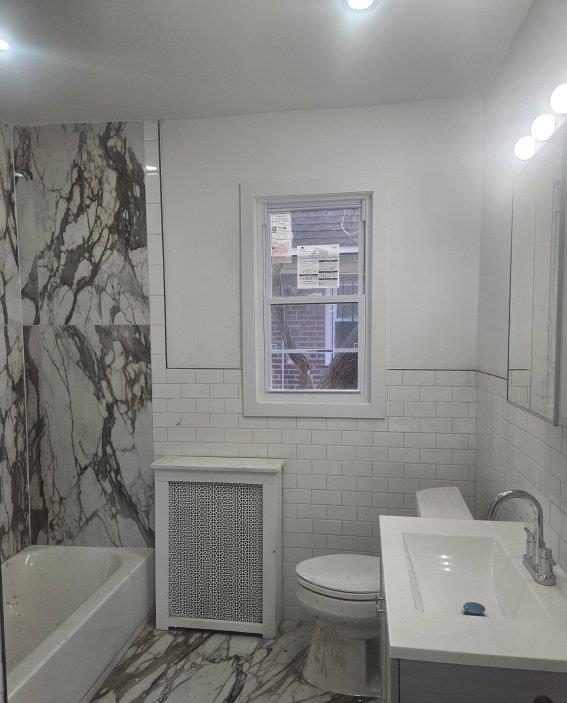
(91, 620, 379, 703)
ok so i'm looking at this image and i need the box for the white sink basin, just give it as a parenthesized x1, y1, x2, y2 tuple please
(380, 516, 567, 672)
(403, 532, 548, 621)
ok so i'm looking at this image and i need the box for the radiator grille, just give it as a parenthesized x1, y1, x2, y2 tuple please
(168, 481, 264, 623)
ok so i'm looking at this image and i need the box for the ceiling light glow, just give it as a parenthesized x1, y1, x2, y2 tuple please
(514, 136, 536, 161)
(0, 39, 10, 52)
(550, 83, 567, 114)
(345, 0, 376, 10)
(531, 113, 556, 141)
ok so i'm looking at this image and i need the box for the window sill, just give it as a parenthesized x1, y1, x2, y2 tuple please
(243, 393, 385, 418)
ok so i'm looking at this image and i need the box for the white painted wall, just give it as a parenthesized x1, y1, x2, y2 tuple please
(160, 97, 482, 370)
(478, 0, 567, 377)
(147, 119, 479, 619)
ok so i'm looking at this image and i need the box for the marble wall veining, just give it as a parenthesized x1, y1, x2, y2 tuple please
(0, 325, 29, 561)
(13, 121, 153, 548)
(0, 122, 21, 328)
(15, 123, 149, 327)
(0, 120, 30, 561)
(30, 324, 153, 546)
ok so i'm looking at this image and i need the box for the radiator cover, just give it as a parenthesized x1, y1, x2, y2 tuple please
(168, 480, 264, 623)
(154, 456, 283, 638)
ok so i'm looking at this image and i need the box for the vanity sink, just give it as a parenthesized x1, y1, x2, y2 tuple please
(402, 533, 548, 621)
(380, 516, 567, 673)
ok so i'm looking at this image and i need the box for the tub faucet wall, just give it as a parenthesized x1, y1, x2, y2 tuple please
(7, 121, 154, 549)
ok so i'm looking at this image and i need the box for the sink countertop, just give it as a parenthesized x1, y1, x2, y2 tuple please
(379, 515, 567, 672)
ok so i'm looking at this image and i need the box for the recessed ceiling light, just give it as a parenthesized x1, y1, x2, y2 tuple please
(531, 113, 556, 142)
(0, 39, 10, 52)
(514, 136, 536, 161)
(550, 83, 567, 115)
(344, 0, 377, 11)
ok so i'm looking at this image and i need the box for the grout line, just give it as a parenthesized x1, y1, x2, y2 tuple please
(476, 369, 507, 381)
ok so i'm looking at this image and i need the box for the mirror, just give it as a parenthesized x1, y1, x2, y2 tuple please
(508, 126, 567, 423)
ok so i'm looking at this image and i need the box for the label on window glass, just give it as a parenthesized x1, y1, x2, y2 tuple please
(270, 213, 293, 262)
(297, 244, 340, 288)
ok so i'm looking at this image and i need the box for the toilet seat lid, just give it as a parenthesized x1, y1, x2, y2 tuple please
(296, 554, 380, 597)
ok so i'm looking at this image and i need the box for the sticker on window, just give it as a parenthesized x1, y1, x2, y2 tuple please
(270, 212, 293, 262)
(297, 244, 340, 289)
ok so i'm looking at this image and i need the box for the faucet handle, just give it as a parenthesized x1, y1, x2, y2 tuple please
(540, 546, 557, 566)
(538, 546, 557, 585)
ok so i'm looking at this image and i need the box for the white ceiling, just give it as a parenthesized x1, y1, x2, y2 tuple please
(0, 0, 533, 125)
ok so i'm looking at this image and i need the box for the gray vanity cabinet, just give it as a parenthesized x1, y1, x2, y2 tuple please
(380, 607, 567, 703)
(393, 659, 567, 702)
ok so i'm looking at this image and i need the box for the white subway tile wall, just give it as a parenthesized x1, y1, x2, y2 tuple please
(144, 123, 477, 618)
(476, 371, 567, 573)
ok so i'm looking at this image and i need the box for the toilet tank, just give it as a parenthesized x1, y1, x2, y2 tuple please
(415, 486, 473, 520)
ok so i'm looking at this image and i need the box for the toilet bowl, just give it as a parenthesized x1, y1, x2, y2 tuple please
(295, 487, 473, 697)
(296, 554, 381, 697)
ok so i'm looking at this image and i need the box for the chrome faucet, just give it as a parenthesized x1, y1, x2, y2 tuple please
(488, 490, 557, 586)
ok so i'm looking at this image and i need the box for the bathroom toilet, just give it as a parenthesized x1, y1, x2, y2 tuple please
(295, 486, 474, 696)
(296, 554, 381, 697)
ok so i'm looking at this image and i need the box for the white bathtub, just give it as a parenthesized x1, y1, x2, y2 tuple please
(2, 545, 154, 703)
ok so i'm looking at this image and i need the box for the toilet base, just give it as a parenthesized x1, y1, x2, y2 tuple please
(303, 619, 381, 697)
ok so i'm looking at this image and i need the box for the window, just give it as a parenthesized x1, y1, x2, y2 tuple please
(241, 179, 386, 418)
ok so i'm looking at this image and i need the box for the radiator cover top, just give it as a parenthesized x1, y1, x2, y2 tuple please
(168, 480, 264, 624)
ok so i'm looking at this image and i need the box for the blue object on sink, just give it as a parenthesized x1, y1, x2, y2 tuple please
(463, 601, 485, 616)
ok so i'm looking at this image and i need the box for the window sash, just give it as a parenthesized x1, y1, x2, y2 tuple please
(264, 298, 365, 393)
(262, 199, 367, 396)
(264, 200, 366, 300)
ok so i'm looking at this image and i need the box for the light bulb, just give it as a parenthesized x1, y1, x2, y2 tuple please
(531, 113, 556, 141)
(346, 0, 376, 10)
(0, 39, 10, 52)
(514, 136, 536, 161)
(550, 83, 567, 114)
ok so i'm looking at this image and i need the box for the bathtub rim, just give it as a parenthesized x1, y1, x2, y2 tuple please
(5, 545, 154, 696)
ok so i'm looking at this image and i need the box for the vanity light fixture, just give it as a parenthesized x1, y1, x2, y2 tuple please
(513, 83, 567, 160)
(0, 39, 10, 51)
(550, 83, 567, 114)
(514, 135, 536, 161)
(344, 0, 377, 11)
(530, 113, 556, 142)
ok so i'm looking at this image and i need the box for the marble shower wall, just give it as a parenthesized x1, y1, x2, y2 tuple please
(14, 122, 153, 548)
(0, 120, 30, 560)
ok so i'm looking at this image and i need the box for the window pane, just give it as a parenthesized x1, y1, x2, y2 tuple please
(270, 206, 360, 297)
(270, 303, 358, 391)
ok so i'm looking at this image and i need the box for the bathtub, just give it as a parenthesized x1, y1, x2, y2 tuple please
(2, 545, 154, 703)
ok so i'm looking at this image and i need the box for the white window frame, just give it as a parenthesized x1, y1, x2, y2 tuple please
(240, 178, 387, 418)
